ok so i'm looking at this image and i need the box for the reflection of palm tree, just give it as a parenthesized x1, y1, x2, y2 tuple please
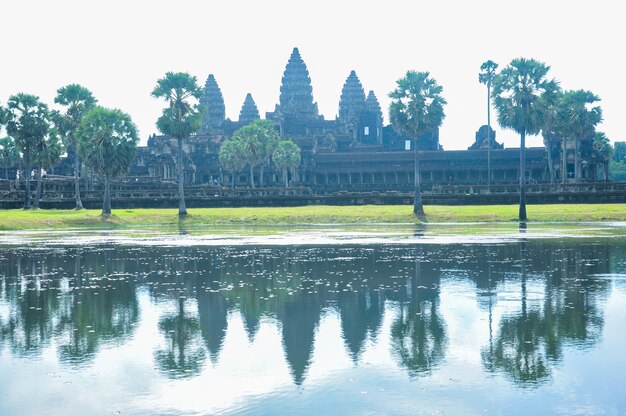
(483, 240, 551, 384)
(155, 247, 206, 378)
(5, 257, 59, 356)
(485, 310, 550, 384)
(391, 259, 446, 376)
(58, 248, 139, 364)
(391, 299, 446, 376)
(155, 298, 206, 379)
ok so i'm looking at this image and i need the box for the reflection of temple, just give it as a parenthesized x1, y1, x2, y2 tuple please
(134, 48, 606, 192)
(0, 240, 617, 387)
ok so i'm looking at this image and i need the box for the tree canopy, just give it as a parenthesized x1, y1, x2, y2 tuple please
(4, 93, 55, 208)
(77, 107, 138, 179)
(389, 71, 447, 139)
(152, 72, 203, 139)
(492, 58, 559, 221)
(389, 70, 446, 216)
(152, 72, 203, 216)
(272, 139, 301, 187)
(492, 58, 559, 137)
(77, 106, 138, 215)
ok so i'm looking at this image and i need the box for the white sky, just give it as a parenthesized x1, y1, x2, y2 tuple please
(1, 0, 624, 150)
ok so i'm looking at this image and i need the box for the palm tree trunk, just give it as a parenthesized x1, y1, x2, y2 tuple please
(605, 162, 609, 182)
(74, 144, 83, 209)
(561, 139, 566, 183)
(487, 81, 491, 189)
(102, 175, 112, 216)
(413, 141, 425, 217)
(33, 166, 42, 209)
(4, 166, 7, 180)
(545, 138, 555, 184)
(232, 171, 235, 189)
(260, 165, 264, 188)
(249, 165, 255, 189)
(24, 160, 32, 209)
(519, 130, 527, 222)
(284, 168, 288, 188)
(177, 137, 187, 216)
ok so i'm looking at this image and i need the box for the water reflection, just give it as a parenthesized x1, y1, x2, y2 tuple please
(0, 249, 138, 364)
(0, 238, 617, 388)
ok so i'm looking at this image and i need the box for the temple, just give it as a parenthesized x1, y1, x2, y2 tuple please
(2, 47, 610, 208)
(131, 47, 606, 194)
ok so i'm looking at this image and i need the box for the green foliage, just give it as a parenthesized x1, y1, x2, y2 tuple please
(272, 139, 301, 187)
(609, 161, 626, 182)
(77, 107, 139, 179)
(4, 93, 53, 165)
(0, 104, 8, 127)
(33, 127, 64, 170)
(0, 136, 20, 170)
(231, 119, 281, 169)
(218, 139, 245, 174)
(613, 142, 626, 163)
(54, 84, 97, 146)
(272, 139, 301, 171)
(389, 71, 447, 139)
(492, 58, 559, 136)
(554, 90, 602, 141)
(593, 132, 612, 161)
(479, 60, 498, 85)
(152, 72, 203, 139)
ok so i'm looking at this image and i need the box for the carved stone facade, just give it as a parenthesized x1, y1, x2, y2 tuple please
(134, 48, 605, 190)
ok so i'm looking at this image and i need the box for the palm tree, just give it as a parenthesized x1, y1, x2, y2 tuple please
(76, 107, 138, 216)
(255, 120, 280, 187)
(593, 132, 612, 181)
(389, 71, 447, 217)
(54, 84, 97, 210)
(0, 137, 20, 180)
(272, 139, 301, 187)
(152, 72, 203, 216)
(540, 89, 564, 184)
(32, 129, 64, 209)
(554, 90, 602, 182)
(4, 93, 53, 209)
(232, 121, 274, 189)
(492, 58, 559, 221)
(479, 60, 498, 189)
(218, 139, 246, 188)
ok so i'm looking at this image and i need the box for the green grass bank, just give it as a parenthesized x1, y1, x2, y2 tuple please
(1, 204, 625, 230)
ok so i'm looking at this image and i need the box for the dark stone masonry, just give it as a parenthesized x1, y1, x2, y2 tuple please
(131, 47, 605, 192)
(0, 48, 613, 208)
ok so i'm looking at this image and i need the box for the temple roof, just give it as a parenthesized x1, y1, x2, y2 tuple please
(279, 48, 318, 117)
(238, 93, 260, 126)
(366, 90, 383, 119)
(338, 70, 366, 122)
(200, 74, 225, 134)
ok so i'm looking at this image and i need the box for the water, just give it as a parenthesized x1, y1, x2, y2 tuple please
(1, 225, 626, 415)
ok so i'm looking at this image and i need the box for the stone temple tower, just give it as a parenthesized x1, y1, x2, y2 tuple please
(238, 93, 260, 126)
(365, 90, 383, 145)
(199, 74, 225, 134)
(338, 70, 367, 138)
(274, 47, 321, 135)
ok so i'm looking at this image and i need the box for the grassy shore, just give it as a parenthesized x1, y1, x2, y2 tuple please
(1, 204, 625, 230)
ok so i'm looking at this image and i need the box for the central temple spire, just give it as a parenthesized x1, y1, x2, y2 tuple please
(199, 74, 225, 134)
(278, 47, 319, 119)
